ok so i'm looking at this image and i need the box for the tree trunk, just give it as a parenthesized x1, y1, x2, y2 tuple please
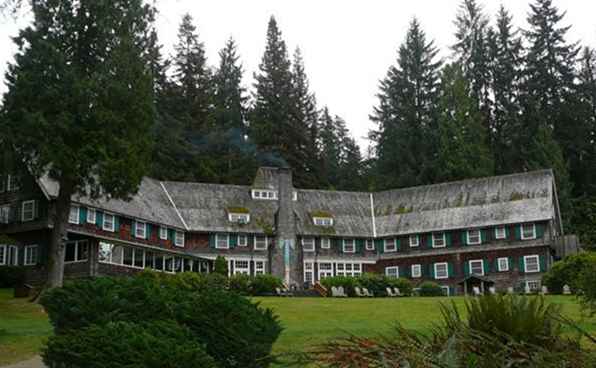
(46, 181, 74, 288)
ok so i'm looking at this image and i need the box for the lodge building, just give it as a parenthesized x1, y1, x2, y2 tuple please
(0, 166, 565, 295)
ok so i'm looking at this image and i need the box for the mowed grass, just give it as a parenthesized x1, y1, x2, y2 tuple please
(0, 289, 52, 366)
(254, 295, 596, 354)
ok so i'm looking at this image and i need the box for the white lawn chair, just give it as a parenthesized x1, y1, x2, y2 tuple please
(354, 287, 366, 297)
(563, 285, 571, 295)
(386, 287, 396, 297)
(524, 284, 532, 294)
(489, 286, 496, 295)
(472, 286, 481, 296)
(331, 286, 339, 297)
(393, 287, 402, 297)
(507, 287, 514, 294)
(363, 287, 374, 297)
(541, 286, 548, 295)
(338, 286, 348, 297)
(276, 287, 291, 297)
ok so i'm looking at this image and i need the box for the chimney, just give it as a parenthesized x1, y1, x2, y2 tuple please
(271, 167, 301, 288)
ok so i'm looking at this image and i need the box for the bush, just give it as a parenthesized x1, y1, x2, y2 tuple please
(320, 275, 412, 297)
(578, 267, 596, 315)
(40, 272, 282, 368)
(250, 274, 283, 296)
(418, 281, 443, 297)
(214, 255, 228, 276)
(542, 252, 596, 293)
(229, 274, 252, 295)
(0, 266, 26, 288)
(386, 277, 413, 296)
(320, 276, 359, 296)
(43, 321, 217, 368)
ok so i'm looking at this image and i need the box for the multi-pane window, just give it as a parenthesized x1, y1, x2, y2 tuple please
(385, 266, 399, 278)
(321, 237, 331, 249)
(175, 231, 184, 247)
(336, 262, 361, 277)
(495, 226, 506, 240)
(526, 280, 541, 291)
(432, 233, 446, 248)
(21, 200, 35, 222)
(216, 234, 229, 249)
(238, 234, 248, 247)
(365, 239, 374, 250)
(255, 261, 266, 275)
(467, 230, 481, 245)
(434, 262, 449, 279)
(469, 259, 484, 276)
(313, 217, 333, 226)
(64, 241, 88, 263)
(87, 208, 96, 224)
(498, 257, 509, 272)
(252, 190, 278, 200)
(68, 206, 80, 224)
(0, 244, 5, 265)
(234, 260, 250, 275)
(304, 262, 314, 285)
(229, 213, 250, 224)
(255, 235, 268, 250)
(343, 239, 355, 253)
(411, 264, 422, 278)
(24, 245, 38, 266)
(521, 223, 536, 240)
(0, 205, 10, 224)
(318, 262, 333, 279)
(159, 226, 168, 240)
(103, 213, 115, 232)
(524, 255, 540, 273)
(384, 238, 397, 252)
(302, 237, 315, 252)
(135, 221, 146, 239)
(7, 175, 19, 191)
(409, 235, 419, 247)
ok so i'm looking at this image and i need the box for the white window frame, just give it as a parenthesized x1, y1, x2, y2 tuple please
(409, 235, 419, 247)
(175, 231, 185, 247)
(68, 205, 80, 224)
(252, 189, 278, 200)
(385, 266, 399, 278)
(86, 208, 96, 224)
(384, 238, 397, 253)
(342, 239, 355, 253)
(7, 245, 18, 266)
(432, 233, 446, 248)
(0, 204, 10, 224)
(0, 176, 5, 193)
(495, 226, 506, 240)
(467, 230, 481, 245)
(304, 262, 314, 285)
(237, 234, 248, 247)
(497, 257, 509, 272)
(321, 237, 331, 249)
(469, 259, 484, 276)
(0, 244, 6, 265)
(521, 223, 536, 240)
(255, 235, 268, 250)
(313, 217, 333, 227)
(524, 255, 540, 273)
(302, 237, 315, 252)
(255, 260, 266, 275)
(411, 264, 422, 278)
(159, 226, 168, 240)
(526, 280, 541, 291)
(434, 262, 449, 279)
(233, 259, 250, 275)
(7, 175, 19, 191)
(365, 239, 374, 251)
(24, 245, 38, 266)
(21, 200, 35, 222)
(135, 221, 147, 239)
(103, 213, 115, 232)
(318, 262, 333, 279)
(64, 240, 88, 263)
(228, 213, 250, 224)
(215, 233, 230, 249)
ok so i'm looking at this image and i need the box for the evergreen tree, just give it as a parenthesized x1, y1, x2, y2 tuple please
(370, 18, 442, 189)
(319, 107, 341, 188)
(436, 64, 494, 181)
(576, 47, 596, 195)
(487, 6, 523, 174)
(337, 131, 365, 191)
(0, 0, 155, 287)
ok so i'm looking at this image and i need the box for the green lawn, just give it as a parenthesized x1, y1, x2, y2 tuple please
(0, 289, 594, 367)
(0, 289, 52, 366)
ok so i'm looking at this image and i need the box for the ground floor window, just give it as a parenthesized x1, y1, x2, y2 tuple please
(318, 262, 333, 279)
(469, 259, 484, 276)
(24, 245, 38, 266)
(234, 260, 250, 275)
(526, 280, 541, 292)
(0, 245, 6, 265)
(336, 262, 361, 277)
(497, 257, 509, 272)
(411, 264, 422, 278)
(434, 262, 449, 279)
(65, 241, 88, 263)
(255, 260, 266, 275)
(304, 262, 314, 285)
(385, 266, 399, 278)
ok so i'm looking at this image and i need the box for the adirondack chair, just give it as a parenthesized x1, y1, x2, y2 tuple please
(338, 286, 348, 297)
(393, 287, 402, 297)
(473, 286, 481, 296)
(489, 286, 496, 295)
(354, 287, 366, 297)
(362, 287, 374, 297)
(507, 287, 514, 294)
(331, 286, 339, 297)
(386, 287, 396, 297)
(276, 287, 292, 297)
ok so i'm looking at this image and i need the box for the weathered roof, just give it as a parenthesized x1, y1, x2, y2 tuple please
(373, 170, 555, 237)
(162, 181, 278, 234)
(252, 167, 281, 190)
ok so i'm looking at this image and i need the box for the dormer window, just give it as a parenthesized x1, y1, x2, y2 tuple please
(313, 217, 333, 227)
(229, 213, 250, 224)
(252, 189, 278, 200)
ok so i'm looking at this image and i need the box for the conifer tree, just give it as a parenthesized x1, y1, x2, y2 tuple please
(370, 18, 442, 189)
(436, 64, 494, 181)
(319, 107, 341, 188)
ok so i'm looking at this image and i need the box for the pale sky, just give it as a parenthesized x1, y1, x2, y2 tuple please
(1, 0, 595, 150)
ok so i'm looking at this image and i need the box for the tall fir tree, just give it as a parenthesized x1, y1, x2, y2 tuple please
(319, 107, 341, 188)
(370, 18, 442, 189)
(436, 64, 494, 181)
(487, 6, 523, 174)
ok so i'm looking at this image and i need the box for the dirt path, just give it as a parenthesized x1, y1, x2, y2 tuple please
(3, 357, 44, 368)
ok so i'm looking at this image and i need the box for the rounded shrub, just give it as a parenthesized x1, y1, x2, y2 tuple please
(250, 274, 283, 296)
(229, 274, 252, 295)
(542, 253, 596, 294)
(0, 266, 26, 288)
(386, 277, 413, 296)
(43, 320, 217, 368)
(321, 276, 359, 296)
(213, 255, 229, 276)
(418, 281, 444, 297)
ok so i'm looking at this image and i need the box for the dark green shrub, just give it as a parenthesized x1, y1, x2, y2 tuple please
(170, 271, 229, 292)
(250, 274, 283, 296)
(40, 272, 282, 368)
(418, 281, 443, 297)
(214, 255, 229, 276)
(386, 277, 413, 296)
(0, 266, 26, 288)
(229, 273, 252, 295)
(542, 253, 596, 293)
(578, 267, 596, 315)
(42, 321, 217, 368)
(320, 276, 359, 296)
(356, 273, 389, 296)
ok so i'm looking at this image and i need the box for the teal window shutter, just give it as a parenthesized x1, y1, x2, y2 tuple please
(96, 211, 103, 227)
(426, 235, 432, 248)
(514, 225, 521, 240)
(375, 239, 384, 253)
(508, 257, 513, 271)
(464, 261, 469, 277)
(483, 259, 490, 275)
(396, 238, 400, 250)
(356, 239, 365, 253)
(519, 257, 525, 273)
(229, 234, 237, 248)
(114, 216, 119, 232)
(79, 207, 87, 224)
(448, 262, 454, 278)
(168, 229, 175, 242)
(430, 264, 435, 279)
(536, 223, 545, 238)
(480, 230, 487, 244)
(146, 223, 152, 238)
(505, 226, 510, 239)
(248, 235, 255, 247)
(539, 255, 546, 272)
(446, 233, 452, 247)
(461, 231, 467, 246)
(131, 221, 136, 237)
(208, 234, 215, 248)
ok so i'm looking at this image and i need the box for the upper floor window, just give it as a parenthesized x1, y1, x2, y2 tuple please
(434, 262, 449, 279)
(432, 233, 446, 248)
(524, 255, 540, 273)
(255, 235, 268, 250)
(321, 237, 331, 249)
(495, 226, 506, 240)
(385, 266, 399, 278)
(469, 259, 484, 276)
(411, 264, 422, 278)
(21, 200, 36, 222)
(313, 217, 333, 227)
(159, 226, 168, 240)
(24, 245, 38, 266)
(343, 239, 355, 253)
(0, 204, 10, 224)
(103, 213, 115, 232)
(0, 176, 5, 193)
(497, 257, 509, 272)
(229, 212, 250, 224)
(135, 221, 146, 239)
(0, 244, 6, 265)
(365, 239, 374, 251)
(521, 223, 536, 240)
(384, 238, 397, 252)
(87, 208, 96, 224)
(252, 189, 278, 200)
(467, 230, 481, 245)
(409, 235, 419, 247)
(68, 206, 80, 224)
(302, 237, 315, 252)
(237, 234, 248, 247)
(216, 233, 229, 249)
(7, 175, 20, 192)
(175, 231, 185, 247)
